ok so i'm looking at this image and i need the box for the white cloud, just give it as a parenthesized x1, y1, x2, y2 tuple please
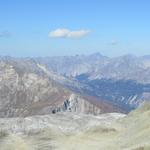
(49, 28, 90, 39)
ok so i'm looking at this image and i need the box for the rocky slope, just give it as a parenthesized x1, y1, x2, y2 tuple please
(0, 103, 149, 150)
(34, 54, 150, 109)
(34, 53, 150, 83)
(0, 112, 126, 150)
(1, 54, 150, 113)
(0, 59, 122, 117)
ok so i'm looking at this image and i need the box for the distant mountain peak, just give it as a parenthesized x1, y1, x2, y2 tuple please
(89, 52, 107, 58)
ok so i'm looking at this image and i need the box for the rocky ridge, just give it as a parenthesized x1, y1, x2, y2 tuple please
(0, 59, 121, 117)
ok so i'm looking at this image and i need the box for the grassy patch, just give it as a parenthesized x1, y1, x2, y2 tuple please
(0, 130, 8, 138)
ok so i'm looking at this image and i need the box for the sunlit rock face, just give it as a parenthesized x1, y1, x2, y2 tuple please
(0, 112, 126, 135)
(0, 112, 126, 150)
(51, 94, 102, 115)
(0, 103, 150, 150)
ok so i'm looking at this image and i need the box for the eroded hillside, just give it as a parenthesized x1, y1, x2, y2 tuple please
(0, 59, 122, 117)
(0, 103, 150, 150)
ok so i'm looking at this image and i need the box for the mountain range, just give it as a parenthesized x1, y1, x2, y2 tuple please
(0, 53, 150, 117)
(33, 53, 150, 109)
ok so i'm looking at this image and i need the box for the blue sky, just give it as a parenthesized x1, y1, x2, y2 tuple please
(0, 0, 150, 57)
